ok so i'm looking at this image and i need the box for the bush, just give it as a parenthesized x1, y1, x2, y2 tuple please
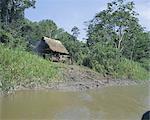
(139, 58, 150, 71)
(0, 29, 27, 49)
(81, 43, 149, 80)
(116, 58, 149, 80)
(85, 43, 120, 76)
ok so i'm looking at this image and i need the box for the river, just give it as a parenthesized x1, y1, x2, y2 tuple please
(0, 84, 149, 120)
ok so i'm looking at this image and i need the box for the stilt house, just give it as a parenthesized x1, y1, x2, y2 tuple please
(36, 36, 70, 62)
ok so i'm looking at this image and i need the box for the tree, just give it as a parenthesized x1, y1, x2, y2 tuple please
(85, 0, 150, 77)
(86, 43, 120, 76)
(0, 0, 35, 24)
(86, 0, 150, 63)
(71, 26, 80, 39)
(87, 0, 143, 53)
(123, 31, 150, 61)
(38, 20, 57, 38)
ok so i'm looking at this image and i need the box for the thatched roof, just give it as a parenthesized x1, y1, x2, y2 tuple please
(42, 36, 69, 54)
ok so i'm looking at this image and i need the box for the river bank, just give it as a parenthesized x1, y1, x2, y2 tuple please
(0, 45, 149, 95)
(0, 78, 149, 96)
(12, 77, 149, 92)
(13, 78, 148, 92)
(1, 64, 149, 96)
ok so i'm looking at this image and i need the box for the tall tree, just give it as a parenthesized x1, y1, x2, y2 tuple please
(71, 26, 80, 39)
(87, 0, 143, 53)
(85, 0, 150, 75)
(38, 20, 57, 38)
(0, 0, 35, 24)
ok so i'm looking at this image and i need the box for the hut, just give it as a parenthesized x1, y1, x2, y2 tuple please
(36, 36, 70, 62)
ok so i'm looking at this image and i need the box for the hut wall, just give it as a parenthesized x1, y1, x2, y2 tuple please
(35, 40, 49, 54)
(35, 38, 70, 63)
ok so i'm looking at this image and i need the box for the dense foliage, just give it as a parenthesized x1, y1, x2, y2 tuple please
(0, 0, 149, 83)
(84, 0, 149, 78)
(0, 0, 35, 24)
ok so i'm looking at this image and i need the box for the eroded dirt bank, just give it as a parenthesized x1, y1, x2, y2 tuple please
(12, 64, 149, 92)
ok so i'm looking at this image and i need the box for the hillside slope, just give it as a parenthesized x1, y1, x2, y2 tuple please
(0, 45, 149, 94)
(0, 45, 58, 93)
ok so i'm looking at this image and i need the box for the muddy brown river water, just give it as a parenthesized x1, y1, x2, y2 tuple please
(0, 84, 149, 120)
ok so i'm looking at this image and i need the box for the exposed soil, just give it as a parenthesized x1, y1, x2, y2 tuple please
(12, 64, 149, 92)
(50, 64, 148, 91)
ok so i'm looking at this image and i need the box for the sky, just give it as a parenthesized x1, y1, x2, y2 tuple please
(25, 0, 150, 40)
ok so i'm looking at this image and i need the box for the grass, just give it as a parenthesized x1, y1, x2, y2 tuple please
(0, 44, 149, 93)
(0, 45, 58, 93)
(115, 58, 149, 80)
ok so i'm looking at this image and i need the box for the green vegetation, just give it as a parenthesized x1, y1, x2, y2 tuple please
(0, 45, 58, 93)
(83, 0, 149, 79)
(0, 0, 149, 93)
(82, 44, 149, 80)
(116, 58, 149, 80)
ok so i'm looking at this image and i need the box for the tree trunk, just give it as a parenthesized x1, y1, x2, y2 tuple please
(117, 26, 124, 52)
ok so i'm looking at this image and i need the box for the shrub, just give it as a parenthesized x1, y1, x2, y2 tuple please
(116, 58, 149, 80)
(0, 28, 27, 50)
(86, 43, 120, 76)
(139, 58, 150, 71)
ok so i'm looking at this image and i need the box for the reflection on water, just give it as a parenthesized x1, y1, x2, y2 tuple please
(0, 84, 149, 120)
